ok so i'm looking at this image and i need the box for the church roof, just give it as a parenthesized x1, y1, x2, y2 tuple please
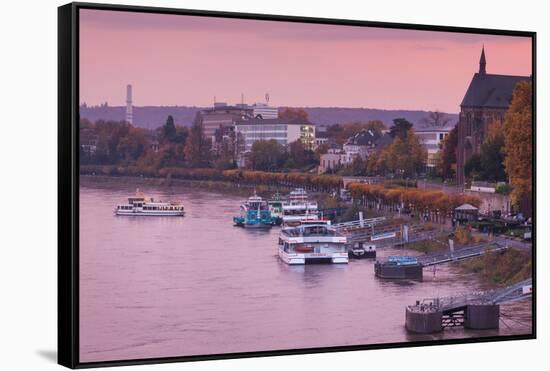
(460, 73, 529, 108)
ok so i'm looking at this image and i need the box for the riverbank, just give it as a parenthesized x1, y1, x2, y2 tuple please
(404, 227, 531, 288)
(454, 248, 532, 288)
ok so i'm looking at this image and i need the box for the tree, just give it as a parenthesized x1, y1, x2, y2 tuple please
(184, 120, 211, 167)
(479, 120, 506, 182)
(279, 107, 309, 120)
(162, 115, 177, 143)
(464, 153, 482, 180)
(173, 125, 189, 145)
(286, 139, 316, 169)
(381, 129, 426, 177)
(346, 156, 367, 176)
(503, 81, 533, 210)
(116, 127, 148, 163)
(437, 125, 458, 179)
(420, 110, 451, 128)
(250, 140, 285, 171)
(315, 143, 329, 156)
(389, 118, 413, 139)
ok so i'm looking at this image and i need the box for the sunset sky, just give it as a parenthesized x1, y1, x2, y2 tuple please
(79, 9, 532, 113)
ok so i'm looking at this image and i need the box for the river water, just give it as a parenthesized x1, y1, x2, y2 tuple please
(79, 177, 532, 363)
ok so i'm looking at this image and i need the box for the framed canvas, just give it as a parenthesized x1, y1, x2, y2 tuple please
(58, 2, 536, 368)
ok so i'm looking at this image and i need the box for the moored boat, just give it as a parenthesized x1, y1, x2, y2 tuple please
(278, 220, 348, 264)
(114, 190, 185, 216)
(281, 188, 319, 226)
(233, 193, 276, 228)
(268, 192, 285, 226)
(348, 242, 377, 259)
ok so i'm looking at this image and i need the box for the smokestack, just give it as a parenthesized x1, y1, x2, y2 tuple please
(126, 84, 133, 125)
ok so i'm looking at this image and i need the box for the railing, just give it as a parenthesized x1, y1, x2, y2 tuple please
(332, 217, 387, 230)
(418, 240, 509, 267)
(435, 278, 532, 312)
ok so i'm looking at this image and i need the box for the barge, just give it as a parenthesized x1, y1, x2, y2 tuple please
(374, 256, 423, 279)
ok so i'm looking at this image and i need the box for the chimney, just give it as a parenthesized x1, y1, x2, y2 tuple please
(126, 84, 133, 125)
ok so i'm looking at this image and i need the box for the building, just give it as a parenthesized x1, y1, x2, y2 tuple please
(456, 47, 530, 185)
(80, 128, 98, 155)
(252, 103, 278, 119)
(194, 103, 254, 139)
(343, 129, 392, 159)
(235, 117, 316, 152)
(318, 131, 392, 174)
(414, 123, 455, 168)
(319, 149, 347, 174)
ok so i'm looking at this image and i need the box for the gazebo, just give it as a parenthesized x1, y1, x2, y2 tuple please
(454, 203, 479, 224)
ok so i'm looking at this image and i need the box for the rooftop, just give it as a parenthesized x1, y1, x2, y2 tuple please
(235, 117, 314, 126)
(345, 129, 392, 148)
(461, 73, 530, 108)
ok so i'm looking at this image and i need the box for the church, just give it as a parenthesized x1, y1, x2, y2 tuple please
(456, 47, 530, 185)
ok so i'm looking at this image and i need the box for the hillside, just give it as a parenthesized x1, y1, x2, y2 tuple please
(79, 105, 458, 129)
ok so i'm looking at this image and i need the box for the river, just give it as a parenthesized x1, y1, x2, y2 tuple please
(79, 176, 532, 363)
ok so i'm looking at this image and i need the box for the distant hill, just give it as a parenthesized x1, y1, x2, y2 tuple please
(79, 105, 458, 129)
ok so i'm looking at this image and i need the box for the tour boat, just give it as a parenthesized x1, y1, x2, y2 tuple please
(233, 193, 276, 228)
(281, 188, 319, 226)
(278, 220, 349, 264)
(114, 190, 185, 216)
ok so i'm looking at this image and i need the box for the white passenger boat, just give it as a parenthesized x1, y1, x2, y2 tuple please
(281, 188, 319, 226)
(278, 220, 349, 265)
(114, 191, 185, 216)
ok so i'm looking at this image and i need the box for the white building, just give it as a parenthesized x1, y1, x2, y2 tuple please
(235, 117, 315, 152)
(252, 103, 278, 119)
(414, 123, 455, 168)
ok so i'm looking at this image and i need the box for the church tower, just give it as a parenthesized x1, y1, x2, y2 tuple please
(479, 46, 486, 75)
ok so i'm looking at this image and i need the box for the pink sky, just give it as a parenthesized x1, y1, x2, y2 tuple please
(79, 9, 532, 113)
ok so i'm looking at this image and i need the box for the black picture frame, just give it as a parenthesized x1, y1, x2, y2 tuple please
(58, 2, 537, 368)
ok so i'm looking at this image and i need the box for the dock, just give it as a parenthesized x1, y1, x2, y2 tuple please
(375, 240, 509, 279)
(406, 278, 532, 333)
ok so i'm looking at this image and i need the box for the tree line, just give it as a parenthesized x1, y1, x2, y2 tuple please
(347, 182, 481, 224)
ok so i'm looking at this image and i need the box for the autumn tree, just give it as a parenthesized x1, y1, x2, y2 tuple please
(437, 125, 458, 179)
(279, 107, 309, 120)
(503, 81, 533, 210)
(184, 120, 211, 168)
(383, 129, 426, 177)
(389, 118, 413, 139)
(116, 127, 148, 163)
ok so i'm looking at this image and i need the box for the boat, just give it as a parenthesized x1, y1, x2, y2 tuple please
(114, 190, 185, 216)
(348, 242, 376, 259)
(278, 220, 348, 264)
(281, 188, 319, 226)
(233, 193, 276, 228)
(267, 192, 285, 226)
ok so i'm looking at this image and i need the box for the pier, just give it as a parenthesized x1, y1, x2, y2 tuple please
(375, 240, 509, 279)
(333, 215, 443, 247)
(406, 278, 532, 333)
